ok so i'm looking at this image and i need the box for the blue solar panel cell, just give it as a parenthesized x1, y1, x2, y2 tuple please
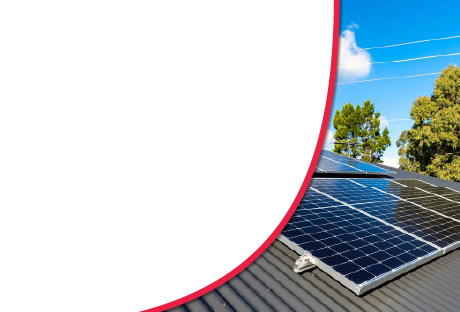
(317, 150, 393, 174)
(316, 157, 362, 173)
(299, 190, 342, 209)
(309, 179, 399, 204)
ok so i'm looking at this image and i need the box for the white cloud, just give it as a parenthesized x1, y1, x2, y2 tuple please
(322, 129, 334, 150)
(380, 115, 389, 128)
(347, 22, 359, 30)
(382, 156, 399, 168)
(338, 24, 371, 80)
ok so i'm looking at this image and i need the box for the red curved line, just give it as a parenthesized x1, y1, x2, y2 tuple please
(146, 2, 340, 311)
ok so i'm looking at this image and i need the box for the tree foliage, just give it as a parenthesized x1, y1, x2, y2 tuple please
(332, 100, 391, 162)
(397, 64, 460, 181)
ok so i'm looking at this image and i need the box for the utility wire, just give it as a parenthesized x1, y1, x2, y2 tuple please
(339, 52, 460, 68)
(336, 72, 440, 85)
(350, 34, 460, 51)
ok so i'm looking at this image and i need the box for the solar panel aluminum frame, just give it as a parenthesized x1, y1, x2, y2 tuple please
(278, 234, 443, 295)
(444, 241, 460, 253)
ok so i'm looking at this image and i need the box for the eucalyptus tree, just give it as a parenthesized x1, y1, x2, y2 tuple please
(397, 65, 460, 181)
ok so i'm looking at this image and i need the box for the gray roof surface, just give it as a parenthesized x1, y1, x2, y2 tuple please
(170, 164, 460, 312)
(171, 241, 460, 312)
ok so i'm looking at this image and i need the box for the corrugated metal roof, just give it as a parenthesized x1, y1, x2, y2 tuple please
(171, 240, 460, 312)
(170, 166, 460, 312)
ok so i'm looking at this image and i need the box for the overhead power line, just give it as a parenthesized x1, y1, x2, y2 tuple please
(339, 52, 460, 68)
(350, 34, 460, 51)
(336, 72, 440, 85)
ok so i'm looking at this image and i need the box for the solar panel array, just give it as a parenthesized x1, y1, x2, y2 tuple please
(279, 178, 460, 295)
(315, 150, 394, 175)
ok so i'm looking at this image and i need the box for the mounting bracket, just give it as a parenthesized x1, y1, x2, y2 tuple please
(293, 254, 316, 273)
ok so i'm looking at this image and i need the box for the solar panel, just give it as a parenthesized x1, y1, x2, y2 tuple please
(349, 179, 436, 200)
(353, 201, 460, 248)
(316, 157, 362, 173)
(350, 178, 442, 197)
(443, 193, 460, 202)
(389, 179, 436, 188)
(383, 179, 460, 196)
(403, 196, 460, 223)
(313, 179, 460, 249)
(315, 150, 395, 175)
(425, 186, 459, 195)
(279, 178, 460, 295)
(299, 191, 343, 209)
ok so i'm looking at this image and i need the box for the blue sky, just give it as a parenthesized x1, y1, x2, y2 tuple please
(326, 0, 460, 167)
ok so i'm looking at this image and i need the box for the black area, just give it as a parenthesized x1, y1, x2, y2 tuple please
(122, 1, 332, 310)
